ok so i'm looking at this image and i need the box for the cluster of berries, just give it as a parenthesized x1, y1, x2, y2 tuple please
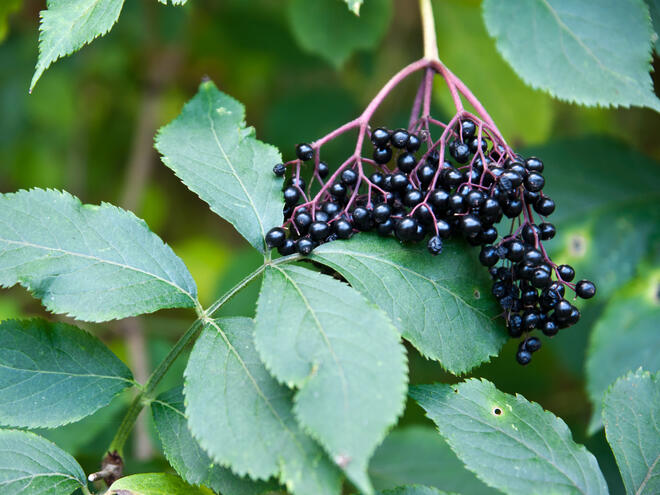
(265, 120, 595, 365)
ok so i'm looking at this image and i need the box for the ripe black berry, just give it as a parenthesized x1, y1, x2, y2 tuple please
(435, 219, 451, 238)
(265, 227, 286, 248)
(334, 219, 353, 239)
(506, 240, 525, 261)
(460, 120, 476, 140)
(523, 249, 543, 266)
(283, 187, 300, 206)
(427, 236, 443, 255)
(352, 207, 373, 231)
(377, 218, 394, 236)
(534, 197, 555, 216)
(539, 222, 556, 240)
(525, 157, 544, 172)
(461, 214, 481, 237)
(395, 217, 418, 241)
(531, 268, 551, 288)
(417, 164, 436, 187)
(516, 350, 532, 365)
(479, 245, 499, 267)
(322, 202, 341, 219)
(296, 237, 315, 255)
(391, 172, 408, 190)
(397, 152, 417, 173)
(576, 280, 596, 299)
(294, 212, 312, 233)
(309, 221, 330, 241)
(373, 203, 391, 223)
(371, 127, 390, 147)
(554, 300, 573, 320)
(390, 129, 409, 148)
(407, 134, 421, 152)
(429, 189, 449, 211)
(449, 140, 470, 163)
(277, 239, 296, 256)
(525, 172, 545, 192)
(341, 169, 358, 186)
(373, 147, 392, 164)
(542, 320, 558, 336)
(404, 189, 423, 207)
(318, 161, 329, 179)
(329, 183, 347, 198)
(525, 337, 542, 352)
(557, 264, 575, 282)
(295, 143, 314, 161)
(273, 163, 286, 176)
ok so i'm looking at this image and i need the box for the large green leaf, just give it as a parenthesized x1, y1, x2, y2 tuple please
(184, 317, 342, 495)
(411, 379, 608, 495)
(0, 429, 86, 495)
(482, 0, 660, 111)
(603, 369, 660, 495)
(527, 137, 660, 300)
(30, 0, 125, 92)
(109, 473, 213, 495)
(255, 265, 407, 494)
(0, 188, 198, 321)
(377, 487, 457, 495)
(287, 0, 392, 68)
(152, 387, 278, 495)
(586, 272, 660, 433)
(434, 0, 554, 144)
(369, 426, 497, 494)
(312, 236, 505, 374)
(0, 318, 133, 428)
(156, 81, 283, 254)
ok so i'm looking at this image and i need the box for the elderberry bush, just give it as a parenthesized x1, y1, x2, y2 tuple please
(266, 120, 596, 365)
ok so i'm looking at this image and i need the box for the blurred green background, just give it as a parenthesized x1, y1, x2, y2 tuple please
(1, 0, 659, 493)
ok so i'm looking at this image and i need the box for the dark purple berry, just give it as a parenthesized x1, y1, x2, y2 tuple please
(576, 280, 596, 299)
(371, 128, 390, 147)
(373, 147, 393, 164)
(283, 187, 300, 206)
(390, 129, 410, 148)
(296, 237, 315, 255)
(277, 238, 296, 256)
(265, 227, 286, 248)
(295, 143, 314, 161)
(427, 236, 443, 255)
(273, 163, 286, 176)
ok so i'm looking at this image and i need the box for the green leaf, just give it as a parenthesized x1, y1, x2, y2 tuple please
(255, 265, 407, 494)
(287, 0, 392, 68)
(0, 188, 198, 321)
(109, 473, 213, 495)
(152, 387, 279, 495)
(0, 318, 133, 428)
(526, 137, 660, 300)
(0, 429, 86, 494)
(377, 487, 457, 495)
(482, 0, 660, 111)
(369, 426, 498, 494)
(586, 272, 660, 433)
(603, 369, 660, 495)
(312, 235, 506, 374)
(345, 0, 363, 15)
(30, 0, 125, 92)
(184, 317, 342, 495)
(433, 0, 554, 145)
(410, 379, 609, 495)
(155, 81, 283, 254)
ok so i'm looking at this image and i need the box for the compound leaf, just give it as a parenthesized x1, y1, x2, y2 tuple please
(0, 318, 133, 429)
(482, 0, 660, 111)
(586, 272, 660, 433)
(109, 473, 212, 495)
(287, 0, 392, 67)
(0, 188, 198, 322)
(0, 429, 86, 495)
(184, 317, 342, 495)
(152, 387, 278, 495)
(369, 426, 497, 494)
(31, 0, 125, 92)
(411, 379, 608, 495)
(312, 235, 505, 375)
(603, 369, 660, 495)
(156, 81, 283, 254)
(255, 265, 407, 494)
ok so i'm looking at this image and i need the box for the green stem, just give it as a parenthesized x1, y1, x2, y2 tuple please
(419, 0, 439, 62)
(105, 252, 302, 456)
(81, 485, 93, 495)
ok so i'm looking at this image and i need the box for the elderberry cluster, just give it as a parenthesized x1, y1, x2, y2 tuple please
(265, 120, 596, 365)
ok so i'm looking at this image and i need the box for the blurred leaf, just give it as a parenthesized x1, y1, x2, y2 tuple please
(255, 265, 407, 494)
(603, 369, 660, 495)
(109, 473, 213, 495)
(586, 270, 660, 433)
(0, 298, 21, 320)
(156, 81, 284, 254)
(527, 137, 660, 300)
(312, 235, 505, 374)
(369, 426, 498, 494)
(0, 318, 133, 428)
(152, 387, 279, 495)
(31, 0, 125, 92)
(0, 189, 199, 321)
(157, 0, 187, 5)
(0, 0, 22, 42)
(184, 317, 342, 495)
(173, 237, 231, 307)
(434, 0, 554, 144)
(287, 0, 392, 68)
(411, 379, 609, 495)
(0, 429, 86, 494)
(377, 487, 457, 495)
(482, 0, 660, 112)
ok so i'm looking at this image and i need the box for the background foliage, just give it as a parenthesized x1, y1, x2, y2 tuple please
(1, 0, 659, 494)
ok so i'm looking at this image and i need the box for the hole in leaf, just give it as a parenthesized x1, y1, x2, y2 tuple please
(569, 234, 587, 257)
(492, 407, 502, 416)
(473, 289, 481, 299)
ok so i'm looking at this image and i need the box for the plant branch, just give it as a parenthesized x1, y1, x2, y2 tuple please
(420, 0, 439, 62)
